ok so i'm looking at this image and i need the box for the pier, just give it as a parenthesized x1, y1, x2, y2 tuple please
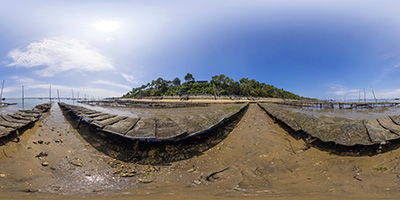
(274, 101, 400, 109)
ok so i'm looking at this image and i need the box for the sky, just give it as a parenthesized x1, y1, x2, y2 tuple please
(1, 0, 400, 99)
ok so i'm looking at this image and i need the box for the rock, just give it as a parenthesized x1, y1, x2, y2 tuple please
(0, 173, 6, 178)
(186, 168, 196, 173)
(35, 152, 48, 159)
(120, 172, 135, 177)
(138, 178, 152, 183)
(42, 162, 49, 166)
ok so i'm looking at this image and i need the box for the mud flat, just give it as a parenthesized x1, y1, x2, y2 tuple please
(2, 103, 400, 199)
(0, 103, 51, 143)
(259, 103, 400, 147)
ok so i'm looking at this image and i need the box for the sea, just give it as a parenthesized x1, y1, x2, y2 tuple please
(0, 98, 139, 118)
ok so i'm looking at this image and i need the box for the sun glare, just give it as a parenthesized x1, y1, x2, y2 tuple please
(93, 20, 120, 32)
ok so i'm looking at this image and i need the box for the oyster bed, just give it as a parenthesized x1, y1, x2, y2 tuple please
(59, 102, 248, 141)
(259, 103, 400, 146)
(0, 103, 51, 139)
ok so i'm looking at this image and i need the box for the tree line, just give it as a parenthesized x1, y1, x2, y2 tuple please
(122, 73, 309, 100)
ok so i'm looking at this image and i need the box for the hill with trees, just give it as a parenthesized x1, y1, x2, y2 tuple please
(122, 73, 309, 100)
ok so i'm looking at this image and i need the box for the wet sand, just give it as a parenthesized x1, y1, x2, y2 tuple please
(1, 103, 400, 199)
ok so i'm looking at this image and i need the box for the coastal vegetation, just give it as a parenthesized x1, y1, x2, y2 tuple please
(122, 73, 308, 100)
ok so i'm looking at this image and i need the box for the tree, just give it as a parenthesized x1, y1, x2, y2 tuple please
(172, 77, 181, 86)
(122, 73, 309, 100)
(184, 73, 195, 82)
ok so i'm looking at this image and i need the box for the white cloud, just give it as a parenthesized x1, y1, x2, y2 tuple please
(326, 83, 361, 99)
(376, 89, 400, 98)
(121, 73, 137, 84)
(7, 37, 115, 77)
(92, 80, 132, 90)
(9, 75, 38, 84)
(26, 84, 123, 97)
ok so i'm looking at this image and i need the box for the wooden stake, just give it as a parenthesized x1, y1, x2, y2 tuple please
(49, 84, 52, 103)
(371, 86, 377, 103)
(57, 89, 60, 103)
(363, 88, 366, 103)
(0, 80, 4, 103)
(22, 86, 24, 109)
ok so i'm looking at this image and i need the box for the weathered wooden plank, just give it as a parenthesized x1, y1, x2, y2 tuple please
(0, 118, 24, 129)
(81, 113, 108, 119)
(90, 114, 117, 122)
(377, 117, 400, 134)
(154, 118, 183, 139)
(168, 115, 204, 135)
(15, 111, 40, 118)
(103, 117, 139, 135)
(125, 119, 155, 138)
(363, 119, 400, 143)
(1, 115, 31, 124)
(93, 116, 127, 127)
(9, 113, 36, 121)
(0, 126, 14, 138)
(335, 124, 372, 146)
(389, 116, 400, 125)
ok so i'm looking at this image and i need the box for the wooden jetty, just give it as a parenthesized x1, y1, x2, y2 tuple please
(272, 100, 400, 109)
(0, 103, 51, 139)
(259, 103, 400, 146)
(59, 102, 248, 141)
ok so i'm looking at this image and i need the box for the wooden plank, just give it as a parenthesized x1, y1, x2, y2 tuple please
(10, 113, 36, 121)
(0, 126, 14, 138)
(0, 118, 24, 128)
(103, 117, 139, 135)
(91, 114, 117, 122)
(92, 116, 127, 127)
(363, 119, 400, 143)
(1, 115, 31, 124)
(389, 116, 400, 125)
(81, 113, 108, 119)
(15, 111, 40, 118)
(377, 117, 400, 134)
(125, 119, 155, 138)
(154, 118, 183, 139)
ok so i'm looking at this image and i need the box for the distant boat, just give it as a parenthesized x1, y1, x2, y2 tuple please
(395, 98, 400, 100)
(1, 98, 5, 100)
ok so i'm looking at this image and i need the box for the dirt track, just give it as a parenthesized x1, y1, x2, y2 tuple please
(1, 103, 400, 199)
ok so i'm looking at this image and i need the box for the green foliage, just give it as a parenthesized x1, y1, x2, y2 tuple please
(184, 73, 195, 82)
(122, 73, 310, 100)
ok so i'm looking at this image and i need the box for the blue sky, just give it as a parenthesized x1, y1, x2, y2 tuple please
(1, 0, 400, 99)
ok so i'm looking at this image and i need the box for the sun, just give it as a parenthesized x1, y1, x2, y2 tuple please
(93, 20, 120, 32)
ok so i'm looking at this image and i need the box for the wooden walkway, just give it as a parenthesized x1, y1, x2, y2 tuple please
(274, 101, 399, 109)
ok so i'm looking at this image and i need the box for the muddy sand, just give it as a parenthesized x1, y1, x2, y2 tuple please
(1, 103, 400, 199)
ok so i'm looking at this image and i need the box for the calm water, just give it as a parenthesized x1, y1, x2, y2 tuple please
(0, 98, 76, 115)
(0, 98, 138, 117)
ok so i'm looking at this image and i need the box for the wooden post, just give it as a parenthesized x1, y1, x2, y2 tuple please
(71, 88, 75, 104)
(57, 89, 60, 103)
(371, 86, 377, 103)
(363, 88, 366, 103)
(0, 80, 4, 103)
(49, 84, 52, 103)
(22, 86, 24, 109)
